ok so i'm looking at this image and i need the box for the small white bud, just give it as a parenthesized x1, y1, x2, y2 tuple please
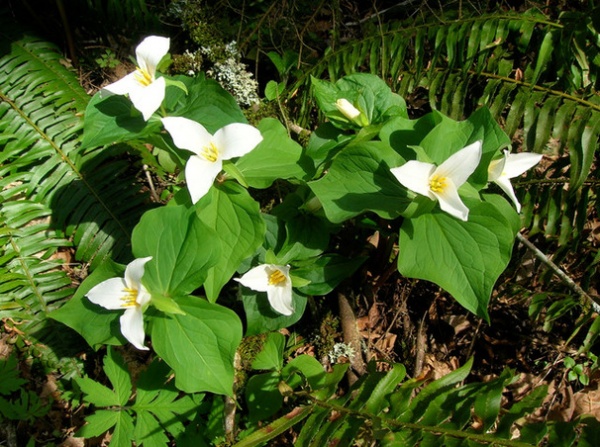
(335, 98, 361, 121)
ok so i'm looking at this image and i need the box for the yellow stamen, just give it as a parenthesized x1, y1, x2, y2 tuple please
(429, 174, 447, 193)
(201, 142, 219, 162)
(134, 67, 153, 87)
(268, 269, 286, 286)
(121, 287, 139, 308)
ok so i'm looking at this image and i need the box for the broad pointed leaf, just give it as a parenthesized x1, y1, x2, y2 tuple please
(195, 182, 265, 302)
(398, 197, 517, 320)
(236, 118, 309, 188)
(151, 296, 242, 395)
(131, 205, 220, 297)
(309, 141, 408, 223)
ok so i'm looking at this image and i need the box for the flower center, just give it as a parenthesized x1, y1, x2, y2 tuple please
(268, 270, 286, 286)
(121, 287, 139, 308)
(134, 67, 153, 87)
(201, 142, 219, 162)
(429, 174, 448, 193)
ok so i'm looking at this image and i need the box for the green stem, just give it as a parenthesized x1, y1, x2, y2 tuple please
(231, 406, 311, 447)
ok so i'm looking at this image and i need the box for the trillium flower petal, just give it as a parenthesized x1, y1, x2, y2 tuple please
(494, 175, 522, 212)
(128, 76, 165, 121)
(124, 257, 152, 291)
(87, 278, 129, 310)
(501, 152, 543, 178)
(488, 151, 543, 213)
(234, 264, 270, 292)
(436, 141, 482, 187)
(120, 307, 149, 351)
(213, 123, 263, 160)
(432, 179, 470, 221)
(487, 156, 506, 182)
(135, 36, 170, 75)
(103, 72, 139, 96)
(162, 117, 213, 155)
(185, 155, 223, 203)
(266, 283, 294, 316)
(390, 161, 436, 199)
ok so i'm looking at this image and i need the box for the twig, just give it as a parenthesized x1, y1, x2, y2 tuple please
(55, 0, 78, 66)
(338, 292, 367, 384)
(516, 233, 600, 312)
(344, 0, 421, 26)
(413, 311, 427, 377)
(0, 422, 18, 447)
(143, 164, 160, 202)
(239, 1, 278, 52)
(224, 351, 242, 442)
(465, 318, 483, 361)
(288, 122, 310, 136)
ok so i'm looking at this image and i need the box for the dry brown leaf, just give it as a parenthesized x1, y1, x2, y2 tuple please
(375, 332, 397, 352)
(422, 353, 459, 380)
(574, 385, 600, 420)
(442, 314, 471, 335)
(59, 437, 85, 447)
(548, 380, 575, 421)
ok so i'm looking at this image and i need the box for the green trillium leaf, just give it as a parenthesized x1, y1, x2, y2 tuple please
(309, 141, 408, 223)
(131, 205, 220, 297)
(81, 92, 161, 148)
(311, 73, 408, 130)
(195, 182, 265, 302)
(151, 296, 242, 395)
(398, 196, 518, 320)
(243, 290, 307, 336)
(167, 74, 247, 133)
(235, 118, 310, 188)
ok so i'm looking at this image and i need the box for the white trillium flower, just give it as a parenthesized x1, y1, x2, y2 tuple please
(86, 257, 153, 351)
(390, 141, 482, 221)
(162, 116, 263, 204)
(235, 264, 294, 316)
(488, 150, 543, 213)
(103, 36, 170, 121)
(335, 98, 361, 120)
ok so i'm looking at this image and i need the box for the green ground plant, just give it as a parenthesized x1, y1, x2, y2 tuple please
(1, 1, 599, 445)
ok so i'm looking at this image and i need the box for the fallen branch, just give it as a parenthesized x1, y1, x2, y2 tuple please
(516, 233, 600, 312)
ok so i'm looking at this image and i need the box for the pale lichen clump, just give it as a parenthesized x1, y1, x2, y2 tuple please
(204, 41, 260, 107)
(328, 342, 356, 364)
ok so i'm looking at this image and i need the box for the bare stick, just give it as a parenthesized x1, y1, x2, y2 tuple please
(143, 164, 160, 203)
(413, 312, 427, 377)
(516, 233, 600, 312)
(338, 292, 367, 384)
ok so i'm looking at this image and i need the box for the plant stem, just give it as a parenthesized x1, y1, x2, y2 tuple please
(304, 395, 536, 447)
(473, 71, 600, 113)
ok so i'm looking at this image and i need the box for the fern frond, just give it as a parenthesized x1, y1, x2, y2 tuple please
(0, 25, 150, 368)
(293, 7, 600, 247)
(239, 360, 600, 446)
